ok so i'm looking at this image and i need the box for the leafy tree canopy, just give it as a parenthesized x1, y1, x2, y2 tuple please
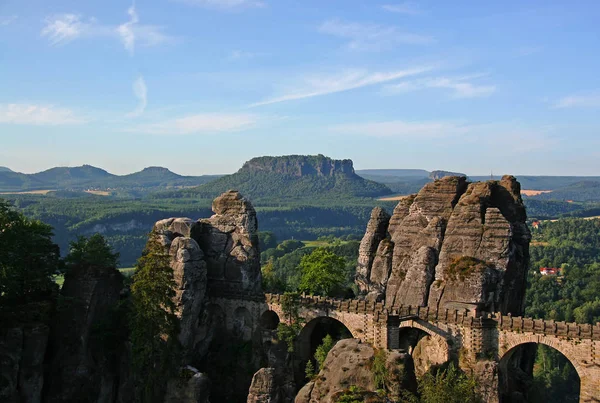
(0, 199, 60, 305)
(299, 248, 346, 296)
(65, 234, 119, 271)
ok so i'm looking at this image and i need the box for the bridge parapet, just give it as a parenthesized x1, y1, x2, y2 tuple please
(480, 312, 600, 340)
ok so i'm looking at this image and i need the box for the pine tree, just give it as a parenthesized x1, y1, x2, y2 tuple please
(130, 231, 180, 403)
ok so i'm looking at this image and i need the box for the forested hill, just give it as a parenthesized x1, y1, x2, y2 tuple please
(163, 155, 393, 200)
(0, 165, 220, 192)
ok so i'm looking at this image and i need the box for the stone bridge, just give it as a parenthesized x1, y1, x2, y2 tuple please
(208, 293, 600, 403)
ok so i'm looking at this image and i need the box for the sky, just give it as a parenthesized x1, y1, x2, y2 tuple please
(1, 0, 599, 176)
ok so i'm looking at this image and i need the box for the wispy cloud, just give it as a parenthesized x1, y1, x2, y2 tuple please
(0, 103, 87, 125)
(117, 6, 138, 54)
(41, 7, 173, 51)
(250, 66, 433, 107)
(318, 19, 434, 51)
(554, 92, 600, 109)
(127, 76, 148, 117)
(0, 15, 17, 26)
(41, 14, 87, 45)
(174, 0, 266, 10)
(382, 2, 422, 15)
(385, 74, 496, 98)
(126, 113, 259, 135)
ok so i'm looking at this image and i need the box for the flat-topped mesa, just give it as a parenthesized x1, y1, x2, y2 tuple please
(239, 154, 355, 177)
(356, 175, 530, 316)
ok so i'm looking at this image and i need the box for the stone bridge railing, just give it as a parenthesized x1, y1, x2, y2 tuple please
(265, 293, 600, 339)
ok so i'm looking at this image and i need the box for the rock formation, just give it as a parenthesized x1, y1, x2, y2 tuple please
(247, 368, 295, 403)
(164, 367, 211, 403)
(295, 339, 416, 403)
(0, 324, 50, 403)
(45, 264, 124, 403)
(194, 190, 262, 296)
(153, 218, 209, 361)
(240, 155, 355, 177)
(357, 175, 530, 315)
(355, 207, 390, 299)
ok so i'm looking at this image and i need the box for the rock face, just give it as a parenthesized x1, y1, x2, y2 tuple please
(45, 265, 124, 403)
(295, 339, 415, 403)
(0, 324, 50, 403)
(247, 368, 295, 403)
(164, 367, 211, 403)
(240, 155, 355, 177)
(357, 175, 530, 315)
(194, 190, 262, 296)
(153, 218, 209, 361)
(355, 207, 390, 298)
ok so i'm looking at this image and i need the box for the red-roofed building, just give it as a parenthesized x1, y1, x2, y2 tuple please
(540, 267, 561, 276)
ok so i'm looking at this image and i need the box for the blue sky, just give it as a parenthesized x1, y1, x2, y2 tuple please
(1, 0, 599, 176)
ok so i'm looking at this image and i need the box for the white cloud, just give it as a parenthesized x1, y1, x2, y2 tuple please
(0, 15, 17, 26)
(250, 66, 433, 107)
(41, 14, 86, 45)
(382, 2, 421, 15)
(318, 19, 434, 51)
(0, 104, 87, 125)
(41, 7, 172, 51)
(174, 0, 266, 10)
(385, 74, 496, 98)
(554, 93, 600, 109)
(127, 76, 148, 117)
(117, 6, 138, 54)
(126, 113, 259, 135)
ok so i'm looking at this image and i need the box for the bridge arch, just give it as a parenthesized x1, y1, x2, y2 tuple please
(498, 338, 581, 402)
(396, 319, 450, 377)
(498, 334, 585, 380)
(259, 310, 280, 330)
(294, 316, 354, 385)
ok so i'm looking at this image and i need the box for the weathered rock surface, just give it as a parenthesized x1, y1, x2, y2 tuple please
(241, 155, 355, 177)
(356, 207, 390, 295)
(356, 175, 530, 315)
(194, 190, 262, 295)
(152, 218, 210, 362)
(247, 368, 295, 403)
(0, 324, 50, 403)
(427, 176, 530, 313)
(45, 265, 124, 403)
(164, 367, 211, 403)
(295, 339, 415, 403)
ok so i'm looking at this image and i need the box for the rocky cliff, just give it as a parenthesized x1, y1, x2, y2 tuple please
(45, 264, 124, 403)
(185, 155, 392, 199)
(240, 155, 355, 177)
(356, 175, 530, 315)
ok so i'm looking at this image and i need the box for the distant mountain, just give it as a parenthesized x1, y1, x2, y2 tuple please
(529, 180, 600, 202)
(170, 155, 392, 200)
(31, 165, 115, 188)
(356, 169, 430, 178)
(429, 170, 466, 180)
(0, 165, 221, 193)
(0, 167, 13, 173)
